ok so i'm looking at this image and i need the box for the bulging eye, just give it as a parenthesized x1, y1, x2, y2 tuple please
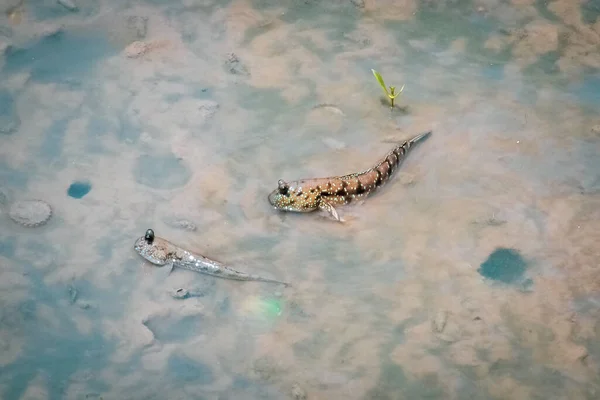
(278, 179, 289, 196)
(145, 229, 155, 244)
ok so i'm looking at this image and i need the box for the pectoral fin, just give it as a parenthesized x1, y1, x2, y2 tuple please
(318, 200, 344, 223)
(157, 262, 174, 280)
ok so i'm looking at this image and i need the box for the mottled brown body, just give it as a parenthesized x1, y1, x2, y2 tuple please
(267, 131, 431, 221)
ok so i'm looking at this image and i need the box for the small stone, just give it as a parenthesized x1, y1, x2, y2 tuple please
(163, 217, 197, 232)
(58, 0, 78, 11)
(432, 310, 448, 333)
(8, 200, 52, 227)
(198, 101, 220, 120)
(224, 52, 250, 76)
(322, 137, 346, 150)
(291, 383, 306, 400)
(591, 125, 600, 135)
(169, 288, 190, 299)
(398, 172, 415, 185)
(350, 0, 365, 8)
(312, 104, 345, 116)
(124, 41, 150, 58)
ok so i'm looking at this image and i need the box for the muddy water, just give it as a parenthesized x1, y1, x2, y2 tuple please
(1, 0, 599, 399)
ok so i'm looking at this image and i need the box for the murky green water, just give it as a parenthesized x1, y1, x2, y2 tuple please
(1, 0, 599, 399)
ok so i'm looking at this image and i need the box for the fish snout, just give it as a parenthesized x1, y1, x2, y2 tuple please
(267, 190, 281, 208)
(133, 236, 145, 252)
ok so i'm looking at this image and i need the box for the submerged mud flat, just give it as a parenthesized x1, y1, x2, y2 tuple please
(0, 0, 599, 399)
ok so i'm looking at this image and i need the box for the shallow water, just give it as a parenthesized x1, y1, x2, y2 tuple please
(1, 0, 599, 399)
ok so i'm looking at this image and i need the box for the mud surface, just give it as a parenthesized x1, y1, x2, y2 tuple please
(0, 0, 599, 399)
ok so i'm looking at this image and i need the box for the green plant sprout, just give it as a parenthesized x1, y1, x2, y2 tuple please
(372, 69, 405, 108)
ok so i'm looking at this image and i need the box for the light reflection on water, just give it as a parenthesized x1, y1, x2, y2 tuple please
(1, 0, 599, 399)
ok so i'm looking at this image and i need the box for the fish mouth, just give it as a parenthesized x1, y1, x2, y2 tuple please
(133, 236, 145, 252)
(133, 236, 163, 265)
(267, 190, 281, 208)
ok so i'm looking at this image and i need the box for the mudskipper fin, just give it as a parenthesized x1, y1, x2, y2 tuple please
(318, 200, 344, 223)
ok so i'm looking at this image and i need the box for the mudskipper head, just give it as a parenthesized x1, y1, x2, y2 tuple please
(133, 228, 170, 266)
(267, 179, 317, 212)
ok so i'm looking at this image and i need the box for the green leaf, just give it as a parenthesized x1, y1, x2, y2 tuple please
(372, 69, 390, 97)
(389, 84, 405, 99)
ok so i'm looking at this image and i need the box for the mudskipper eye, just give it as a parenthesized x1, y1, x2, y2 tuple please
(278, 179, 289, 196)
(144, 229, 155, 244)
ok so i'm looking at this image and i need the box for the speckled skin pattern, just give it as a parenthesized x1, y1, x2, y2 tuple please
(268, 131, 432, 221)
(134, 229, 289, 286)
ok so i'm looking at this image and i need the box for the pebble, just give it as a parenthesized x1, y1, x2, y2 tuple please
(168, 281, 216, 300)
(169, 288, 190, 299)
(8, 200, 52, 227)
(350, 0, 365, 8)
(224, 52, 250, 76)
(591, 125, 600, 135)
(198, 101, 220, 120)
(163, 217, 197, 231)
(124, 41, 150, 58)
(397, 172, 415, 186)
(291, 383, 307, 400)
(312, 103, 345, 116)
(432, 310, 448, 333)
(321, 137, 346, 150)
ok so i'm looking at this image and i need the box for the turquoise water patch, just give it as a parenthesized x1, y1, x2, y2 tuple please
(167, 354, 214, 384)
(415, 2, 500, 53)
(2, 29, 117, 83)
(0, 267, 112, 400)
(67, 181, 92, 198)
(535, 0, 561, 22)
(29, 0, 100, 19)
(0, 161, 29, 188)
(0, 90, 20, 135)
(40, 117, 70, 163)
(133, 153, 192, 190)
(524, 51, 561, 76)
(580, 0, 600, 24)
(279, 0, 360, 35)
(568, 74, 600, 107)
(478, 248, 528, 284)
(0, 236, 17, 257)
(481, 63, 505, 81)
(144, 314, 205, 343)
(236, 85, 289, 115)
